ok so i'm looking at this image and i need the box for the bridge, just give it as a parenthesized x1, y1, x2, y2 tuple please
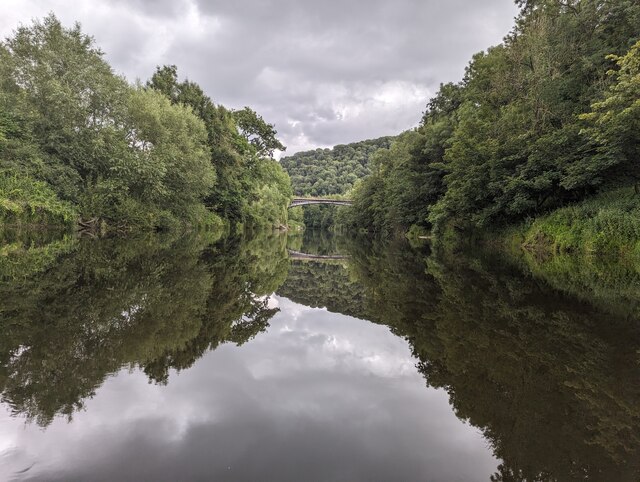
(289, 197, 353, 208)
(287, 249, 350, 261)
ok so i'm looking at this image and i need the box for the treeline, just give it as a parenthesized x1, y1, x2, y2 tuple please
(343, 0, 640, 239)
(280, 136, 393, 196)
(0, 15, 292, 232)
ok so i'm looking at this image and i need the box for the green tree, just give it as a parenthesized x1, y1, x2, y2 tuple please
(280, 137, 393, 197)
(580, 40, 640, 190)
(344, 0, 640, 236)
(233, 106, 286, 158)
(0, 16, 225, 230)
(147, 65, 291, 228)
(0, 14, 130, 203)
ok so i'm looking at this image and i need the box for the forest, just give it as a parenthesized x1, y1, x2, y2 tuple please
(339, 0, 640, 255)
(280, 136, 393, 196)
(3, 0, 640, 252)
(281, 137, 392, 230)
(0, 15, 293, 233)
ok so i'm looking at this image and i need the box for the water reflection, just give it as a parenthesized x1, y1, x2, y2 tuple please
(284, 234, 640, 479)
(0, 229, 639, 480)
(0, 231, 288, 426)
(347, 239, 640, 481)
(287, 229, 347, 256)
(1, 297, 497, 481)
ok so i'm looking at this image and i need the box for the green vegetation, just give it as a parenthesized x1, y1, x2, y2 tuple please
(342, 0, 640, 251)
(146, 65, 292, 229)
(518, 187, 640, 257)
(300, 204, 342, 230)
(0, 15, 293, 232)
(280, 136, 393, 196)
(0, 172, 76, 226)
(280, 136, 392, 232)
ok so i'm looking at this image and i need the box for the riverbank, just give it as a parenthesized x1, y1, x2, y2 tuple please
(0, 175, 77, 228)
(421, 187, 640, 321)
(430, 186, 640, 260)
(502, 187, 640, 262)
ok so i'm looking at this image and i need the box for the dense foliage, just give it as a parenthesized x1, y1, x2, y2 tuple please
(344, 0, 640, 238)
(146, 65, 292, 228)
(514, 186, 640, 257)
(280, 136, 393, 196)
(0, 15, 292, 231)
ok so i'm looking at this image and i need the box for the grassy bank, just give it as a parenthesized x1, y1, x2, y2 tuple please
(457, 187, 640, 317)
(510, 187, 640, 261)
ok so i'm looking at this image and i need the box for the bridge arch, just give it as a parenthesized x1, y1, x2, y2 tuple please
(289, 198, 353, 209)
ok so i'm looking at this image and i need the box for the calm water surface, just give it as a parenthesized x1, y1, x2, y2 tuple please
(0, 229, 639, 481)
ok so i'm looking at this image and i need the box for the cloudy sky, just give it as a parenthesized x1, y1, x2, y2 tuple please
(0, 0, 519, 155)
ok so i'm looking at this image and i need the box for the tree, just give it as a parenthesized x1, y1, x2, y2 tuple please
(232, 106, 285, 158)
(147, 65, 291, 227)
(124, 87, 216, 223)
(346, 0, 640, 235)
(580, 40, 640, 190)
(0, 14, 130, 203)
(0, 17, 227, 230)
(280, 136, 393, 197)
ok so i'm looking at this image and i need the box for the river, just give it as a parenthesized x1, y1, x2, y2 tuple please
(0, 229, 638, 481)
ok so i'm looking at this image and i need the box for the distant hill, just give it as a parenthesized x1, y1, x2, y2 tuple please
(280, 136, 394, 196)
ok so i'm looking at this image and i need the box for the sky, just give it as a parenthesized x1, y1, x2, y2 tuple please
(0, 0, 519, 156)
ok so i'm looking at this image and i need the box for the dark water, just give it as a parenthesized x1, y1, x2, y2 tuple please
(0, 229, 639, 481)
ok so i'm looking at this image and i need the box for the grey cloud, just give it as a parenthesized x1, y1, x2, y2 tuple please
(110, 0, 190, 18)
(0, 0, 519, 153)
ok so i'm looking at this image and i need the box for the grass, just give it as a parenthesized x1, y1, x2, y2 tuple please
(511, 187, 640, 260)
(475, 187, 640, 317)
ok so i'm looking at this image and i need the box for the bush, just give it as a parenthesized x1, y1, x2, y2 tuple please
(0, 171, 76, 226)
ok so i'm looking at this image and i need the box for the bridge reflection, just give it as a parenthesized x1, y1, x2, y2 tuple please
(287, 249, 350, 261)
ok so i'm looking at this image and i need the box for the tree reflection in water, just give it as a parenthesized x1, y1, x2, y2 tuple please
(1, 229, 640, 479)
(0, 230, 288, 426)
(347, 238, 640, 481)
